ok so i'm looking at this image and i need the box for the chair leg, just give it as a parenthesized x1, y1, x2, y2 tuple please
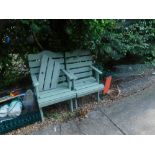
(97, 91, 101, 102)
(39, 108, 44, 121)
(69, 99, 74, 112)
(75, 98, 78, 109)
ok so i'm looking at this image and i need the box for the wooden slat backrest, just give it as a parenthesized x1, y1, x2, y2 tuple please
(65, 50, 93, 80)
(28, 51, 64, 73)
(28, 51, 66, 86)
(38, 55, 61, 91)
(43, 58, 55, 90)
(38, 55, 49, 91)
(50, 61, 61, 88)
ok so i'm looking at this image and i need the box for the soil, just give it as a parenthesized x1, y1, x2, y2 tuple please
(5, 64, 155, 135)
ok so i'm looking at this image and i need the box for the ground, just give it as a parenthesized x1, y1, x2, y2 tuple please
(30, 81, 155, 135)
(6, 64, 155, 135)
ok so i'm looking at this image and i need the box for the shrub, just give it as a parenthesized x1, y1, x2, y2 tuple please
(0, 19, 155, 89)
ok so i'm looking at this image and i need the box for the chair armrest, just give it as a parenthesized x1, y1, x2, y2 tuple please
(61, 69, 78, 90)
(91, 65, 102, 74)
(31, 74, 40, 98)
(61, 69, 78, 80)
(31, 74, 39, 87)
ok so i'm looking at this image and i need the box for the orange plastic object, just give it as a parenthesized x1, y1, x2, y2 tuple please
(10, 93, 15, 97)
(103, 76, 112, 94)
(10, 90, 20, 97)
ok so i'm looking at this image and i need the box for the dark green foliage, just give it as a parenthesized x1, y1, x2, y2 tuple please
(0, 19, 155, 89)
(63, 20, 155, 67)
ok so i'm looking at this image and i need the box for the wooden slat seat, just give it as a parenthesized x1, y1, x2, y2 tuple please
(75, 82, 104, 98)
(38, 87, 76, 108)
(74, 77, 104, 97)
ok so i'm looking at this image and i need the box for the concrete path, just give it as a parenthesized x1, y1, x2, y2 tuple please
(33, 110, 123, 135)
(32, 83, 155, 135)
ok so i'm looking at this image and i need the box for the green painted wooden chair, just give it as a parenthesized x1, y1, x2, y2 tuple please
(65, 50, 104, 109)
(28, 51, 76, 121)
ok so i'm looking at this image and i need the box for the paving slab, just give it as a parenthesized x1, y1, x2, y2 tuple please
(32, 110, 122, 135)
(102, 83, 155, 135)
(61, 110, 122, 135)
(32, 82, 155, 135)
(60, 120, 82, 135)
(32, 124, 60, 135)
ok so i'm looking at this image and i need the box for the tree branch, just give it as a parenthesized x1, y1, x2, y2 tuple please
(32, 31, 43, 50)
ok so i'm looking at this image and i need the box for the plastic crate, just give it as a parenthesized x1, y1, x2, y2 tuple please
(0, 88, 42, 134)
(0, 111, 41, 134)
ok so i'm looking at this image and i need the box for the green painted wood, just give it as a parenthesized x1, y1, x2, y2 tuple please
(75, 82, 99, 90)
(29, 60, 41, 68)
(73, 74, 103, 90)
(74, 77, 96, 85)
(38, 55, 49, 91)
(37, 56, 61, 91)
(66, 61, 92, 70)
(61, 69, 77, 80)
(58, 75, 67, 83)
(29, 62, 64, 74)
(76, 84, 104, 98)
(39, 91, 76, 106)
(95, 72, 99, 83)
(39, 108, 44, 121)
(30, 68, 65, 83)
(28, 51, 64, 90)
(28, 53, 42, 61)
(75, 77, 96, 84)
(64, 50, 104, 103)
(75, 98, 78, 109)
(28, 51, 78, 119)
(28, 50, 64, 61)
(74, 71, 92, 79)
(57, 81, 68, 86)
(69, 99, 74, 112)
(31, 74, 39, 86)
(65, 50, 91, 57)
(66, 55, 92, 63)
(50, 61, 61, 89)
(97, 90, 100, 102)
(74, 77, 97, 87)
(28, 51, 64, 76)
(65, 51, 93, 81)
(41, 51, 64, 59)
(91, 65, 102, 74)
(33, 64, 101, 84)
(44, 58, 54, 90)
(38, 91, 76, 108)
(40, 87, 71, 98)
(30, 68, 40, 74)
(70, 66, 91, 74)
(28, 50, 104, 115)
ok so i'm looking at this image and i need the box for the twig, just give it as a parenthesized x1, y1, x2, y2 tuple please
(107, 85, 121, 98)
(116, 85, 121, 97)
(32, 31, 43, 50)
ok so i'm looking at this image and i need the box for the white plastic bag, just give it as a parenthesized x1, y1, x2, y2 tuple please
(8, 100, 22, 117)
(0, 105, 9, 117)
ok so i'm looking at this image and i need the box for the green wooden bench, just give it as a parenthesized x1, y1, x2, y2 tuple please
(28, 51, 76, 121)
(65, 50, 104, 109)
